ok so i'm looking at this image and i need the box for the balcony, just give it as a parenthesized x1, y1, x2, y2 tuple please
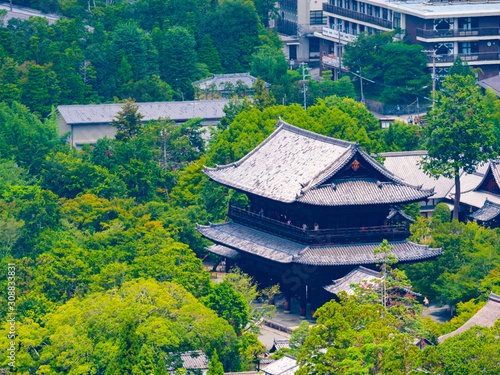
(280, 0, 297, 11)
(427, 52, 500, 64)
(323, 3, 393, 29)
(416, 27, 500, 40)
(322, 26, 357, 43)
(277, 18, 298, 36)
(228, 205, 410, 245)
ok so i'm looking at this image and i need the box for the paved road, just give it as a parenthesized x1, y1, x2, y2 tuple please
(0, 3, 62, 25)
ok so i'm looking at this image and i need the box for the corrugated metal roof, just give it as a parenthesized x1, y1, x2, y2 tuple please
(469, 199, 500, 221)
(206, 121, 428, 205)
(198, 222, 442, 266)
(298, 178, 433, 206)
(438, 292, 500, 344)
(57, 100, 230, 125)
(192, 73, 267, 90)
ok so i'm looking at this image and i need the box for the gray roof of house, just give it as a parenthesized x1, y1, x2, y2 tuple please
(324, 265, 422, 296)
(197, 222, 442, 266)
(271, 339, 291, 352)
(57, 100, 230, 125)
(479, 75, 500, 98)
(205, 120, 432, 205)
(166, 351, 209, 371)
(324, 266, 382, 295)
(469, 199, 500, 222)
(379, 151, 454, 199)
(192, 73, 267, 91)
(262, 355, 298, 375)
(438, 293, 500, 344)
(387, 208, 415, 223)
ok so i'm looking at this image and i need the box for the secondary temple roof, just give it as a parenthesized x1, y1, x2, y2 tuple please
(205, 120, 433, 205)
(197, 222, 442, 266)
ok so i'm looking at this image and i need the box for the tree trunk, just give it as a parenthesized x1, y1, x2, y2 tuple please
(453, 170, 461, 221)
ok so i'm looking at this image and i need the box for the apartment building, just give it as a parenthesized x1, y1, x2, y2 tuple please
(274, 0, 329, 64)
(314, 0, 500, 79)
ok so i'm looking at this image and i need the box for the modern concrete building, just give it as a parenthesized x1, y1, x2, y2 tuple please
(315, 0, 500, 79)
(274, 0, 329, 64)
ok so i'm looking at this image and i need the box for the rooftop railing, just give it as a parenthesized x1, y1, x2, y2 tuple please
(416, 27, 500, 39)
(323, 3, 393, 29)
(228, 205, 410, 245)
(427, 52, 500, 64)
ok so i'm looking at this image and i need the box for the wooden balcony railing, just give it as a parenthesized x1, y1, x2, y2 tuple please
(323, 3, 393, 29)
(228, 205, 410, 245)
(416, 27, 500, 39)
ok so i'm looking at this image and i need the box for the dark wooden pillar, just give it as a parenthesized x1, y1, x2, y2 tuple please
(300, 283, 307, 318)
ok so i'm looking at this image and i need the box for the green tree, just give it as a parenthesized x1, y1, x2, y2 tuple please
(198, 34, 223, 74)
(289, 320, 309, 355)
(448, 55, 475, 78)
(421, 75, 497, 220)
(253, 78, 275, 110)
(112, 100, 145, 142)
(107, 321, 141, 375)
(160, 26, 197, 99)
(207, 349, 224, 375)
(22, 64, 52, 116)
(433, 202, 451, 224)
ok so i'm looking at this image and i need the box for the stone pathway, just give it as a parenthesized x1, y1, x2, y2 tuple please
(422, 303, 453, 323)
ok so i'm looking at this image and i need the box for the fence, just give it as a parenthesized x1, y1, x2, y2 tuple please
(363, 98, 430, 116)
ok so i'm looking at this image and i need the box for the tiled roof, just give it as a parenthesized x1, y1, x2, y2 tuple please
(197, 222, 303, 263)
(298, 178, 433, 206)
(387, 208, 415, 223)
(192, 73, 267, 90)
(324, 266, 422, 296)
(57, 100, 230, 125)
(379, 151, 454, 199)
(295, 241, 442, 266)
(166, 351, 209, 371)
(206, 121, 429, 205)
(438, 293, 500, 344)
(198, 222, 442, 266)
(324, 266, 382, 295)
(262, 355, 298, 375)
(271, 339, 291, 352)
(207, 244, 240, 259)
(469, 199, 500, 222)
(455, 190, 500, 209)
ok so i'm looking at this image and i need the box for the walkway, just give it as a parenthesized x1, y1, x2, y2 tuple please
(0, 3, 63, 25)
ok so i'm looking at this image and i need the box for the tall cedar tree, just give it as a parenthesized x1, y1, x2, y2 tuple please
(112, 100, 144, 141)
(207, 349, 225, 375)
(107, 321, 141, 375)
(198, 34, 223, 74)
(422, 75, 497, 219)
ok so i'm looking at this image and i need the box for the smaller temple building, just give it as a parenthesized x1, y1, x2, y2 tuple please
(197, 120, 441, 317)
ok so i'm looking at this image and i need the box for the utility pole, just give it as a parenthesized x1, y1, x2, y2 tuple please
(299, 62, 308, 110)
(350, 71, 374, 104)
(423, 50, 437, 109)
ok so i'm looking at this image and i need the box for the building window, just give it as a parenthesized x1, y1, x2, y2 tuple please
(345, 0, 350, 9)
(434, 18, 453, 31)
(382, 8, 388, 20)
(366, 4, 372, 16)
(458, 17, 478, 29)
(310, 11, 326, 25)
(344, 21, 350, 34)
(337, 0, 343, 7)
(368, 26, 373, 34)
(359, 2, 365, 13)
(359, 24, 365, 33)
(375, 6, 380, 18)
(459, 42, 478, 54)
(394, 12, 401, 28)
(352, 0, 357, 11)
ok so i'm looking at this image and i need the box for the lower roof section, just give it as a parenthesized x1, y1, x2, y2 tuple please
(197, 222, 442, 266)
(469, 199, 500, 222)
